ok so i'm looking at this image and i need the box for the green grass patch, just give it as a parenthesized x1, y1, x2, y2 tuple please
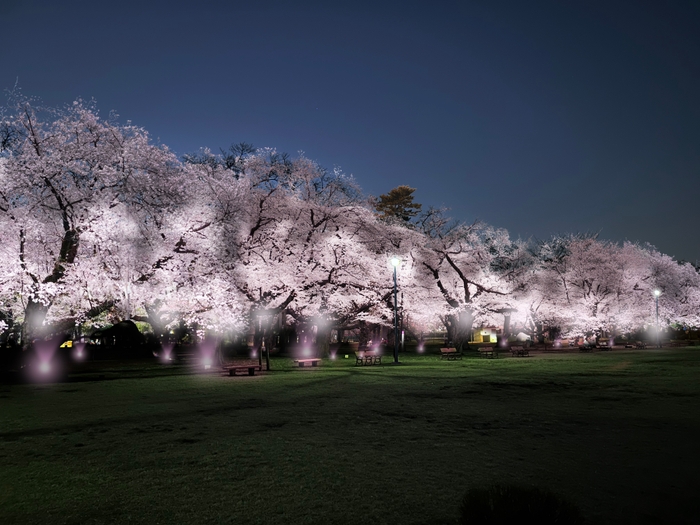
(1, 350, 699, 524)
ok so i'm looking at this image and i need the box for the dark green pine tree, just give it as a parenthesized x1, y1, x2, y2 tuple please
(374, 185, 422, 223)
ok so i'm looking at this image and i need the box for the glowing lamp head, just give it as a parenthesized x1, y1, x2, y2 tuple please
(390, 257, 400, 267)
(654, 289, 661, 297)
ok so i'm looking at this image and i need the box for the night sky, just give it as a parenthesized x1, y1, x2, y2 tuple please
(4, 0, 700, 263)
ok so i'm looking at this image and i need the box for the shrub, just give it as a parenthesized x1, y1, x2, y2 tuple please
(459, 483, 584, 525)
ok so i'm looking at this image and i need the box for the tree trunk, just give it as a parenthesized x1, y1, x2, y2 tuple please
(358, 321, 371, 349)
(144, 303, 169, 344)
(443, 310, 474, 352)
(21, 299, 49, 350)
(503, 313, 512, 338)
(316, 323, 332, 357)
(535, 321, 544, 344)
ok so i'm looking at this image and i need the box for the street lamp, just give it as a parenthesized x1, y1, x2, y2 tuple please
(391, 257, 400, 364)
(654, 289, 661, 348)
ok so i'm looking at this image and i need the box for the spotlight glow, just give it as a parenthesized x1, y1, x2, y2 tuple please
(39, 361, 51, 374)
(203, 357, 212, 369)
(160, 343, 175, 364)
(72, 342, 86, 361)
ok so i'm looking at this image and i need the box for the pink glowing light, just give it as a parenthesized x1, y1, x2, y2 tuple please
(198, 336, 219, 370)
(39, 361, 51, 374)
(73, 342, 86, 361)
(159, 343, 175, 363)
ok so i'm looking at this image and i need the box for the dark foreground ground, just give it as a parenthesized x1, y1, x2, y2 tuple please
(1, 349, 699, 524)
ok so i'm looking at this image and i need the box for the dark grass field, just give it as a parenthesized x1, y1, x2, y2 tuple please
(1, 349, 699, 524)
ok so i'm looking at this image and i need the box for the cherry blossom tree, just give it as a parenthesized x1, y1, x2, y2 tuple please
(521, 236, 700, 341)
(210, 149, 402, 355)
(0, 97, 183, 347)
(411, 210, 530, 350)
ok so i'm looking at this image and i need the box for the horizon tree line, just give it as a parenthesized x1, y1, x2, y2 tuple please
(1, 97, 699, 355)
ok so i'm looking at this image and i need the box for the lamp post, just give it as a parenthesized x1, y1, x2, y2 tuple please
(391, 257, 400, 363)
(654, 289, 660, 348)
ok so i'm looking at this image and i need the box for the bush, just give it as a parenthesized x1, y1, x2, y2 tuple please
(459, 484, 584, 525)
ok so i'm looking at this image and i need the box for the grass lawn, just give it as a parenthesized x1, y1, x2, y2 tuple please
(1, 349, 699, 524)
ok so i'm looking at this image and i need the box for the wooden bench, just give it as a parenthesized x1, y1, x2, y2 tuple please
(478, 346, 498, 359)
(635, 341, 647, 349)
(224, 364, 262, 376)
(294, 358, 321, 368)
(510, 346, 529, 357)
(440, 347, 462, 360)
(578, 345, 592, 352)
(354, 351, 382, 365)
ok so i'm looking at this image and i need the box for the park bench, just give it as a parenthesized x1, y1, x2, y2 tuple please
(578, 345, 592, 352)
(293, 358, 322, 367)
(635, 341, 647, 349)
(354, 351, 382, 366)
(510, 346, 529, 357)
(440, 347, 462, 360)
(478, 346, 498, 359)
(597, 339, 612, 350)
(224, 364, 262, 376)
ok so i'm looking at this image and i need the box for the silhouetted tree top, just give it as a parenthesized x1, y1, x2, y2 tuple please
(374, 185, 422, 223)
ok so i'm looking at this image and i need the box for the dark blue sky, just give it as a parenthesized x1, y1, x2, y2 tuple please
(4, 0, 700, 263)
